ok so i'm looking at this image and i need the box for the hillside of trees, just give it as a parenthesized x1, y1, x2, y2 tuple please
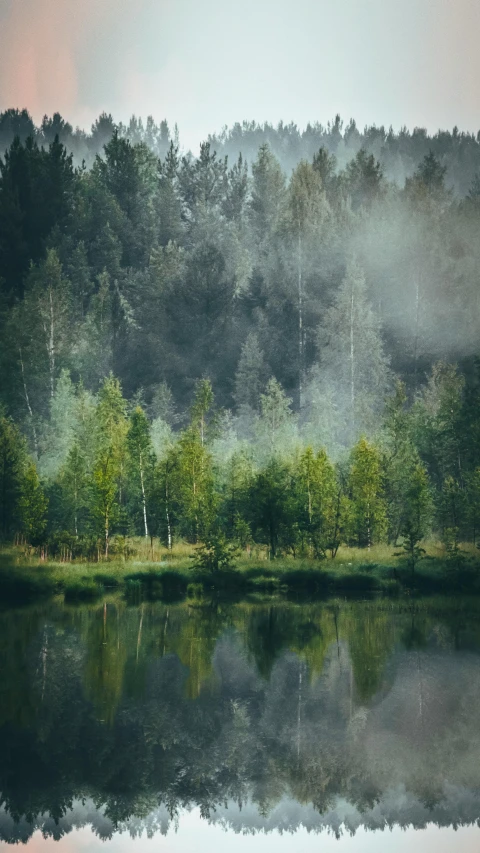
(1, 108, 480, 560)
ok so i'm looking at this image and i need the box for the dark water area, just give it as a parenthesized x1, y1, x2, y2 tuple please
(1, 595, 480, 850)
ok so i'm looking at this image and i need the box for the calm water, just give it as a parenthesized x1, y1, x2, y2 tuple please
(1, 596, 480, 851)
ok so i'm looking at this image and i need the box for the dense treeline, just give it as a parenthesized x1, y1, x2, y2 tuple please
(1, 368, 480, 564)
(1, 108, 480, 561)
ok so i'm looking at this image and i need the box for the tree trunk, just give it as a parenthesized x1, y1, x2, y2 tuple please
(105, 508, 109, 559)
(298, 232, 304, 410)
(42, 287, 56, 399)
(350, 279, 355, 435)
(19, 348, 39, 457)
(413, 272, 420, 382)
(139, 453, 148, 538)
(165, 478, 172, 551)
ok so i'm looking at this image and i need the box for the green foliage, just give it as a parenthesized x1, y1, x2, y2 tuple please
(18, 461, 48, 546)
(2, 113, 480, 570)
(396, 462, 433, 573)
(347, 438, 387, 548)
(191, 532, 239, 574)
(0, 414, 27, 539)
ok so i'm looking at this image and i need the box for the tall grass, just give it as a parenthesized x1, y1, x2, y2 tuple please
(1, 540, 479, 605)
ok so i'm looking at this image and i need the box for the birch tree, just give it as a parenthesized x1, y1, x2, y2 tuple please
(24, 249, 72, 400)
(91, 376, 128, 557)
(126, 406, 155, 538)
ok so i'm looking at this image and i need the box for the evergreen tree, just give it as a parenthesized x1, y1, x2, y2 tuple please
(283, 160, 330, 403)
(257, 377, 296, 457)
(234, 332, 267, 414)
(250, 144, 286, 248)
(315, 261, 390, 446)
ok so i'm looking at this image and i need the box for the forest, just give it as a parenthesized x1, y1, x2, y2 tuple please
(1, 107, 480, 568)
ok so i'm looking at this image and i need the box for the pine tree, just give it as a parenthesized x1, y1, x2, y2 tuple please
(315, 261, 390, 446)
(283, 160, 329, 403)
(234, 332, 267, 414)
(250, 144, 286, 248)
(257, 377, 296, 457)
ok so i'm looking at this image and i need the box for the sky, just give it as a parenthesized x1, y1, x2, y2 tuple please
(0, 0, 479, 152)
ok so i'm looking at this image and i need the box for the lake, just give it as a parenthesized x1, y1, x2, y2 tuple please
(1, 596, 480, 851)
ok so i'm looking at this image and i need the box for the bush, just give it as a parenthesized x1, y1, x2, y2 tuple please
(64, 579, 102, 602)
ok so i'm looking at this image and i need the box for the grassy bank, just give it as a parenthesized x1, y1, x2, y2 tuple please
(0, 540, 479, 604)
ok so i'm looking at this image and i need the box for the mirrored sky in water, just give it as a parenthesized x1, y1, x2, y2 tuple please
(16, 817, 480, 853)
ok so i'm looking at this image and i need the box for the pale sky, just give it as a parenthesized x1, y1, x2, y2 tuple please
(0, 0, 479, 151)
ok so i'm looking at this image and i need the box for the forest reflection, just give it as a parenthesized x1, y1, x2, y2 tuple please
(1, 597, 480, 842)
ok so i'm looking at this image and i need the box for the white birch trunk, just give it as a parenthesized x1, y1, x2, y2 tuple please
(350, 280, 355, 435)
(298, 232, 304, 410)
(139, 453, 149, 538)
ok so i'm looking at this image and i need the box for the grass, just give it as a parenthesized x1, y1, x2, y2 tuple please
(1, 538, 480, 606)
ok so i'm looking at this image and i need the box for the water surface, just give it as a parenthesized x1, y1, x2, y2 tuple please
(1, 596, 480, 849)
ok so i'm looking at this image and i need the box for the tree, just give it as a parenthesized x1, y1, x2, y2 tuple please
(257, 377, 296, 456)
(397, 462, 433, 574)
(249, 457, 295, 558)
(176, 427, 216, 543)
(296, 447, 340, 558)
(348, 438, 386, 549)
(250, 144, 286, 248)
(18, 461, 48, 546)
(91, 376, 128, 556)
(190, 379, 217, 447)
(23, 249, 72, 399)
(57, 442, 89, 538)
(438, 476, 466, 557)
(234, 332, 267, 414)
(176, 381, 218, 542)
(0, 135, 75, 301)
(315, 261, 390, 446)
(0, 414, 26, 540)
(126, 406, 155, 538)
(382, 380, 416, 543)
(178, 142, 227, 216)
(283, 160, 329, 404)
(222, 153, 249, 223)
(191, 531, 239, 575)
(344, 149, 384, 209)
